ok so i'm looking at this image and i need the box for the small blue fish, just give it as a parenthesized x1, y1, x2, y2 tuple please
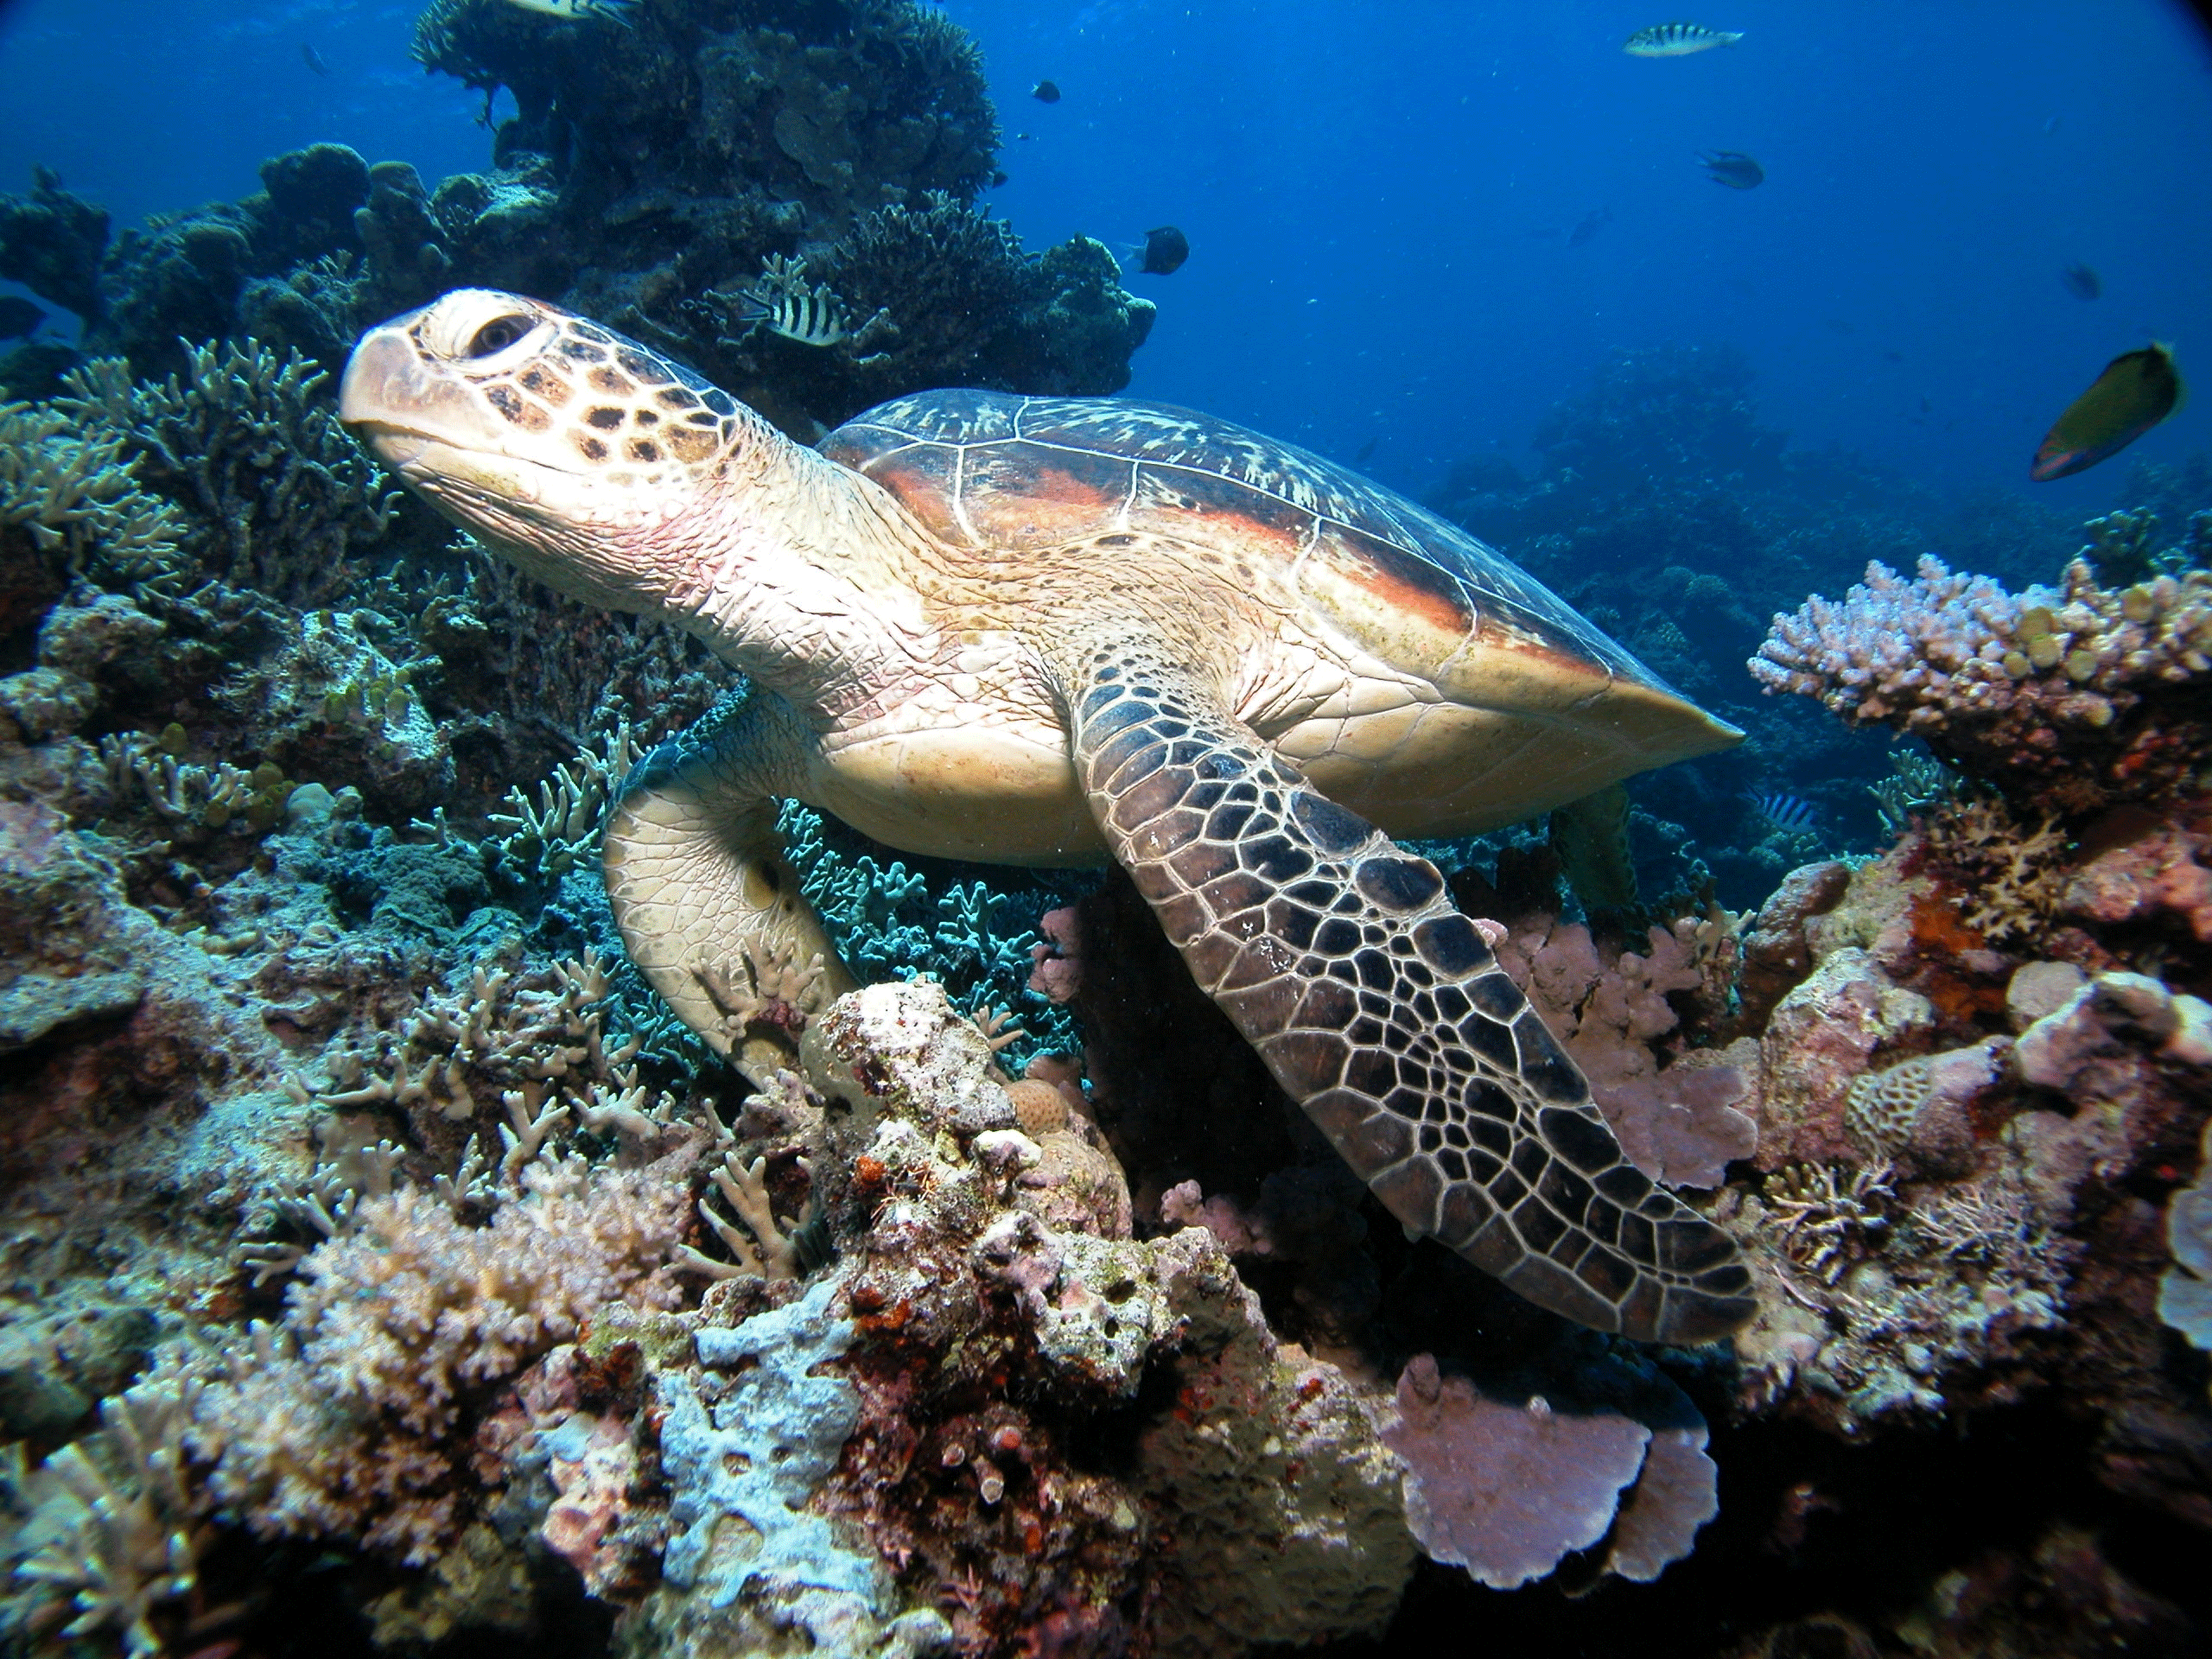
(1747, 792, 1819, 831)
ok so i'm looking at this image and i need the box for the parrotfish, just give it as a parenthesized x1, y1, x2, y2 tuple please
(1624, 22, 1743, 57)
(2031, 344, 2183, 481)
(1032, 80, 1062, 103)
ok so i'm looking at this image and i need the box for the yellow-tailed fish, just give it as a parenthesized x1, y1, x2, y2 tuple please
(504, 0, 635, 22)
(2031, 344, 2183, 482)
(1624, 22, 1742, 57)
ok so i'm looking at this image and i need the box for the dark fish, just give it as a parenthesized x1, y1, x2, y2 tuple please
(1568, 207, 1611, 248)
(302, 43, 329, 75)
(1353, 439, 1377, 465)
(0, 296, 45, 341)
(1624, 22, 1743, 56)
(1031, 80, 1061, 104)
(1131, 226, 1189, 276)
(1014, 132, 1034, 141)
(1700, 150, 1764, 189)
(2031, 343, 2183, 481)
(1746, 791, 1819, 832)
(2060, 263, 2101, 301)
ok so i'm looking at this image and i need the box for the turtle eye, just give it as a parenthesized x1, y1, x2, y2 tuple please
(465, 315, 534, 358)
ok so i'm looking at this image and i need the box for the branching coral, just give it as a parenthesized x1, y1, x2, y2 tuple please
(0, 402, 187, 588)
(56, 344, 397, 608)
(1752, 554, 2212, 810)
(296, 950, 677, 1170)
(776, 798, 1082, 1067)
(184, 1151, 690, 1564)
(484, 719, 639, 879)
(1, 1382, 212, 1659)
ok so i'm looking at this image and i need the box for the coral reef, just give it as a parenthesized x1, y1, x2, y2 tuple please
(1751, 554, 2212, 814)
(0, 13, 2208, 1652)
(0, 1, 1152, 441)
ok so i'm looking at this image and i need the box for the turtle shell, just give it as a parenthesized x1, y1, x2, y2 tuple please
(823, 389, 1736, 777)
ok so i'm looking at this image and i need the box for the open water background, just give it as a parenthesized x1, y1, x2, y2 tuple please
(1, 0, 2209, 505)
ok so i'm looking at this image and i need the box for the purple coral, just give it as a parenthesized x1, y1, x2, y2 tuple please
(1382, 1355, 1652, 1591)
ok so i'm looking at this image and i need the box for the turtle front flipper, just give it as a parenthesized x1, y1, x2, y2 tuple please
(602, 691, 855, 1082)
(1061, 643, 1754, 1344)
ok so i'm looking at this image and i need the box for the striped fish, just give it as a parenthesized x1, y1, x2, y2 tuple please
(740, 282, 852, 348)
(1624, 22, 1743, 57)
(1746, 792, 1820, 832)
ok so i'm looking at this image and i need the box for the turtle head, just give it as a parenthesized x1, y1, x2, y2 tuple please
(340, 289, 768, 615)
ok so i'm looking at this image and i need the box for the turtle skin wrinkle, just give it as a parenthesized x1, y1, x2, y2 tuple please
(339, 288, 1756, 1344)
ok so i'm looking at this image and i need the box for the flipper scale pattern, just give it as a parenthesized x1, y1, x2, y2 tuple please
(1068, 649, 1755, 1344)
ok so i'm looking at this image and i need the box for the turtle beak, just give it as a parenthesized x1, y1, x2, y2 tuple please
(340, 313, 511, 467)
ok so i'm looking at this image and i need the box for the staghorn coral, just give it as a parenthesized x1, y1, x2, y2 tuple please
(1751, 554, 2212, 812)
(776, 798, 1084, 1069)
(483, 719, 640, 880)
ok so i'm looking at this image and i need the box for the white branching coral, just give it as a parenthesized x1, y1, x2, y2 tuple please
(0, 401, 186, 582)
(677, 1152, 807, 1282)
(1752, 555, 2212, 808)
(297, 950, 672, 1147)
(487, 720, 639, 876)
(2, 1383, 210, 1659)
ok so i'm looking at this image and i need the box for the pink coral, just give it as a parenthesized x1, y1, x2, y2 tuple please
(1027, 906, 1083, 1003)
(1382, 1355, 1692, 1592)
(2060, 818, 2212, 942)
(1490, 916, 1755, 1188)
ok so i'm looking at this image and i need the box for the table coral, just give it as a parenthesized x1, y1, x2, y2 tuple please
(1382, 1353, 1717, 1592)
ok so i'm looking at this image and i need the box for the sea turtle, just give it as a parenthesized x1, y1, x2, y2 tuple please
(340, 289, 1756, 1344)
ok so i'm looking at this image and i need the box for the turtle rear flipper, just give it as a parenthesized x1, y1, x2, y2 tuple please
(603, 692, 855, 1082)
(1062, 640, 1754, 1344)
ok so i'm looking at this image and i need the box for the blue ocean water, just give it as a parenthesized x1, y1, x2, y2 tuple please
(3, 0, 2209, 503)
